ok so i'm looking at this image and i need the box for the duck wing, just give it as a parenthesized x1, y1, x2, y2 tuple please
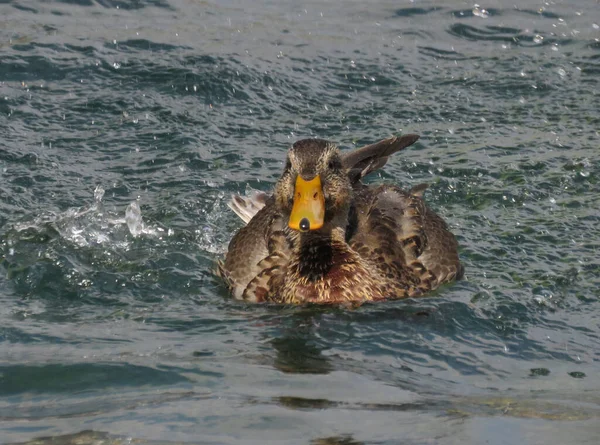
(218, 196, 290, 299)
(349, 184, 462, 295)
(342, 134, 419, 183)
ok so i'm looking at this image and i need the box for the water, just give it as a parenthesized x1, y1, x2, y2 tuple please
(1, 0, 599, 443)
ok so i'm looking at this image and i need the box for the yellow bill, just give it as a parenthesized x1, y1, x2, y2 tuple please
(288, 175, 325, 232)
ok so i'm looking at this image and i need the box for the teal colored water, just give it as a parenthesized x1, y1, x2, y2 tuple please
(1, 0, 599, 443)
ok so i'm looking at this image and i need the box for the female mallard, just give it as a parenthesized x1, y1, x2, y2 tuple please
(218, 134, 462, 304)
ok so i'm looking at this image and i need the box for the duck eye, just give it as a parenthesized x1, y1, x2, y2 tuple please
(328, 160, 335, 170)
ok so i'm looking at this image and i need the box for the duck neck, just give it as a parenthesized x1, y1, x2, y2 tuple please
(293, 226, 347, 280)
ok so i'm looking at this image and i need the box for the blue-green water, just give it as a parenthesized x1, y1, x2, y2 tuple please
(1, 0, 599, 443)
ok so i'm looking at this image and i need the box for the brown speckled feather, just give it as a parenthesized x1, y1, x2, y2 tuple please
(268, 231, 388, 304)
(350, 184, 462, 296)
(217, 196, 282, 299)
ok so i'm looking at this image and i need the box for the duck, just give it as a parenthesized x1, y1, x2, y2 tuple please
(217, 134, 462, 304)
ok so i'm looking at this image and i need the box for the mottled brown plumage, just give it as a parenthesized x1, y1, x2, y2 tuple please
(217, 134, 462, 304)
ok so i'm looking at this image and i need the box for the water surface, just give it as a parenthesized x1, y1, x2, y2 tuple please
(1, 0, 599, 444)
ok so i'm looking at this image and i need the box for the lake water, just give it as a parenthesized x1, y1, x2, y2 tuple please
(1, 0, 599, 444)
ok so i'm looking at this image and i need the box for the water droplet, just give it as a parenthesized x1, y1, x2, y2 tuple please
(533, 34, 544, 44)
(472, 5, 489, 18)
(557, 68, 566, 78)
(113, 62, 121, 69)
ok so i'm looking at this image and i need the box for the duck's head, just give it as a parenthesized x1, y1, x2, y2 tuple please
(274, 139, 352, 233)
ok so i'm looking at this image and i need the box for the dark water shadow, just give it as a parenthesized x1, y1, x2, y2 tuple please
(310, 435, 364, 445)
(47, 0, 175, 11)
(271, 334, 333, 374)
(269, 308, 336, 374)
(0, 362, 190, 396)
(264, 301, 442, 378)
(393, 7, 440, 17)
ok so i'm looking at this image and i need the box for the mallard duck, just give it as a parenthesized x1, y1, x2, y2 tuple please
(217, 134, 462, 304)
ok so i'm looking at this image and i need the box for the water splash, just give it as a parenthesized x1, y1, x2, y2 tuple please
(0, 188, 179, 301)
(125, 201, 144, 237)
(94, 186, 105, 202)
(195, 191, 234, 255)
(8, 188, 168, 252)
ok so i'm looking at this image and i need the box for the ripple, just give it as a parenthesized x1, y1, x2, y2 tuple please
(0, 362, 191, 396)
(394, 7, 441, 18)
